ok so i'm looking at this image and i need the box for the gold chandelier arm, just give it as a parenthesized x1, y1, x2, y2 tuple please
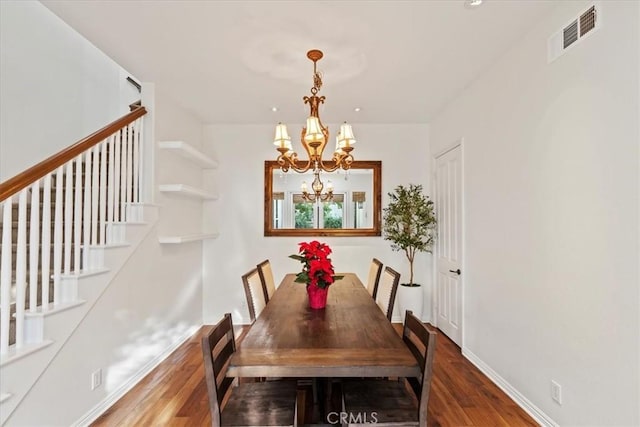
(319, 157, 341, 173)
(338, 152, 354, 170)
(277, 151, 314, 174)
(277, 152, 296, 172)
(290, 162, 312, 173)
(319, 150, 354, 172)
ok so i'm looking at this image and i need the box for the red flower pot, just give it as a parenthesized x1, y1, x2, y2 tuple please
(307, 284, 329, 309)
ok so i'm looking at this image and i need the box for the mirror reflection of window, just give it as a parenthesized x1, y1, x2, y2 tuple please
(272, 170, 373, 229)
(292, 194, 314, 228)
(322, 195, 344, 229)
(353, 191, 366, 228)
(291, 194, 346, 229)
(272, 192, 284, 229)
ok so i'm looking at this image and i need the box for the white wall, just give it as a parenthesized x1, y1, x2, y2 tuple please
(202, 123, 433, 325)
(0, 0, 139, 181)
(429, 1, 639, 425)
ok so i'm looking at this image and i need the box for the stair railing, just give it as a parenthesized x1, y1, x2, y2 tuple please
(0, 106, 147, 356)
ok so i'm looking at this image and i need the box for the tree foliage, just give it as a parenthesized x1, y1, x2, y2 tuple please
(295, 203, 314, 228)
(323, 202, 343, 229)
(383, 184, 436, 285)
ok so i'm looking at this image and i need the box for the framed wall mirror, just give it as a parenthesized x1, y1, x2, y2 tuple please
(264, 160, 382, 237)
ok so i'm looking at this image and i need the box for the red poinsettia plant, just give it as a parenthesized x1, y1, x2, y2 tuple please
(289, 241, 343, 289)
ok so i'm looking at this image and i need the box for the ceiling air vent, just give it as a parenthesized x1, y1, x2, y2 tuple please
(580, 6, 596, 36)
(548, 3, 600, 63)
(563, 20, 579, 48)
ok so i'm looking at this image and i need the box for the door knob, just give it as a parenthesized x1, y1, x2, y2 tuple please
(449, 269, 461, 275)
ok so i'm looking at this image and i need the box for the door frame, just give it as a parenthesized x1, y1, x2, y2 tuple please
(431, 138, 465, 347)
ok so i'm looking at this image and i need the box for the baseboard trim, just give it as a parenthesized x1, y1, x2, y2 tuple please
(72, 324, 201, 427)
(462, 347, 557, 427)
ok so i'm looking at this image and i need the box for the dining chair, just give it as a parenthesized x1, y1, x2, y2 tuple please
(257, 259, 277, 302)
(375, 266, 401, 321)
(202, 313, 298, 426)
(366, 258, 383, 299)
(242, 267, 268, 323)
(341, 310, 437, 426)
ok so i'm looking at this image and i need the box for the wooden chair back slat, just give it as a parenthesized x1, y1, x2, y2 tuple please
(212, 339, 235, 383)
(217, 376, 235, 408)
(403, 330, 426, 371)
(403, 312, 428, 368)
(206, 314, 235, 350)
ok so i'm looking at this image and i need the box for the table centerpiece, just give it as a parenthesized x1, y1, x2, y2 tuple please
(289, 240, 342, 309)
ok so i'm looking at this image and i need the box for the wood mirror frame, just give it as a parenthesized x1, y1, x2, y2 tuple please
(264, 160, 382, 237)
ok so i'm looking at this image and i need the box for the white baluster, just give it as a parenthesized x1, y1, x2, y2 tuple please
(99, 139, 107, 244)
(136, 117, 145, 204)
(29, 180, 40, 311)
(53, 166, 64, 304)
(126, 124, 133, 211)
(133, 121, 140, 204)
(108, 133, 115, 226)
(1, 197, 13, 354)
(41, 175, 51, 309)
(64, 162, 73, 274)
(120, 130, 128, 221)
(91, 146, 99, 245)
(15, 191, 28, 348)
(83, 150, 92, 269)
(113, 130, 121, 222)
(74, 155, 82, 273)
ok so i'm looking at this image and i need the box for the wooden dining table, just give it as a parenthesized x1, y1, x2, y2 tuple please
(227, 273, 420, 379)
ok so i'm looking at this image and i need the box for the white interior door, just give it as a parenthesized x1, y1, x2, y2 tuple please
(434, 144, 463, 346)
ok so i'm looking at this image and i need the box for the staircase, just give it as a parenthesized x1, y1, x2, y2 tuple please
(0, 106, 149, 424)
(1, 176, 83, 347)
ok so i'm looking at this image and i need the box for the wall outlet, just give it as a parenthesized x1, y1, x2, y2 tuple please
(551, 380, 562, 405)
(91, 368, 102, 390)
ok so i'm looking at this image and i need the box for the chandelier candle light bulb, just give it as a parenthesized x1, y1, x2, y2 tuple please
(272, 49, 357, 203)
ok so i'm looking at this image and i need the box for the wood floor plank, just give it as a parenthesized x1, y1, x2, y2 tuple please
(91, 324, 538, 426)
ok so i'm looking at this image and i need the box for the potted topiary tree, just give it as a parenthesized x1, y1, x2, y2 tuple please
(383, 184, 436, 319)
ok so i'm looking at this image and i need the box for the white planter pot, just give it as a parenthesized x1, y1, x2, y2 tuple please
(397, 284, 424, 320)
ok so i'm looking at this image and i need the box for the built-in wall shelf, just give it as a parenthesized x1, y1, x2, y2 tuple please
(159, 184, 218, 200)
(158, 233, 219, 244)
(158, 140, 218, 169)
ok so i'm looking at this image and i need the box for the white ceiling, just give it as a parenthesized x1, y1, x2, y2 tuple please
(41, 0, 558, 125)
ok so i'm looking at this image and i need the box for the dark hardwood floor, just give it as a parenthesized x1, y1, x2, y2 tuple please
(91, 324, 538, 426)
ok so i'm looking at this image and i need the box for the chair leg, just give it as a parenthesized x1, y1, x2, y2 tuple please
(312, 378, 318, 403)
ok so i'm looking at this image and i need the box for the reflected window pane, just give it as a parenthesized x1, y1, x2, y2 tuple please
(354, 200, 365, 228)
(322, 200, 343, 229)
(294, 198, 314, 229)
(272, 199, 283, 228)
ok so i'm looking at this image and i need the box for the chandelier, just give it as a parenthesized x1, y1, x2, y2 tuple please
(272, 49, 356, 202)
(301, 176, 333, 202)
